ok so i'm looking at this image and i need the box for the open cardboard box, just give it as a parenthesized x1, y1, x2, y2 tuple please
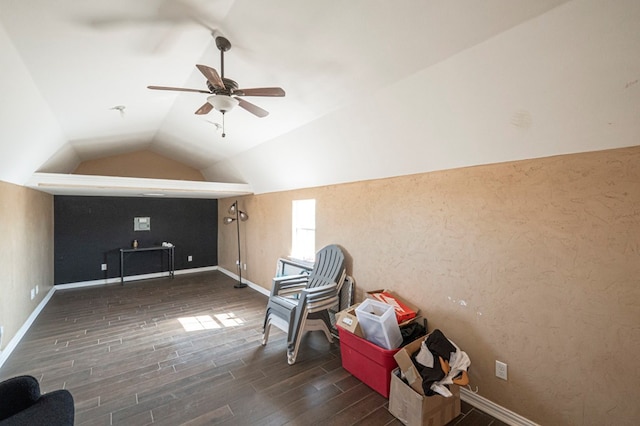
(388, 368, 460, 426)
(389, 334, 461, 425)
(366, 289, 420, 325)
(393, 334, 429, 393)
(335, 303, 364, 337)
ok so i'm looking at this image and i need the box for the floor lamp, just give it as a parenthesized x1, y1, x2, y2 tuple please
(223, 200, 249, 288)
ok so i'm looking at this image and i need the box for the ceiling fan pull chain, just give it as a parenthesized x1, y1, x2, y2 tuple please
(221, 113, 226, 138)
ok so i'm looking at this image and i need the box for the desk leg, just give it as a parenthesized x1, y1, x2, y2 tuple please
(120, 250, 124, 285)
(170, 247, 175, 278)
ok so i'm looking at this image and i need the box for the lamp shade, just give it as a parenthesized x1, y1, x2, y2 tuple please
(223, 216, 235, 225)
(207, 95, 239, 113)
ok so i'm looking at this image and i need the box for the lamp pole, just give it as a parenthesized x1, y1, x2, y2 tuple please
(233, 202, 246, 288)
(224, 200, 248, 288)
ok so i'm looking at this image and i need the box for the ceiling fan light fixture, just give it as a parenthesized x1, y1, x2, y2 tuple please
(207, 95, 239, 113)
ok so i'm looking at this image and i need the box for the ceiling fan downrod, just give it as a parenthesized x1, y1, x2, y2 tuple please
(215, 36, 231, 80)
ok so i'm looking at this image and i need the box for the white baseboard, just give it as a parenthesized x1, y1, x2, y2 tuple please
(217, 267, 270, 297)
(461, 387, 539, 426)
(174, 266, 218, 276)
(55, 266, 219, 290)
(58, 266, 266, 295)
(55, 277, 122, 289)
(0, 286, 56, 369)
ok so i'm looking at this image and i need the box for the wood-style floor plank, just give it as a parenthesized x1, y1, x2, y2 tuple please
(0, 271, 498, 425)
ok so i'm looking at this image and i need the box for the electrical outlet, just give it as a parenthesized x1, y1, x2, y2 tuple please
(188, 255, 193, 262)
(243, 263, 247, 270)
(496, 360, 508, 380)
(0, 326, 4, 347)
(35, 285, 39, 295)
(101, 263, 107, 271)
(30, 288, 35, 300)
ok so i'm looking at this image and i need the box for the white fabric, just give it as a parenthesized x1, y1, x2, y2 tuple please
(415, 341, 435, 368)
(431, 383, 453, 397)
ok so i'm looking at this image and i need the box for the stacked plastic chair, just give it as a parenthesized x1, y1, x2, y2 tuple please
(262, 244, 347, 364)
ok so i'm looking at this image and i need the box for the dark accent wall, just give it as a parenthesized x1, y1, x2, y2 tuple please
(54, 196, 217, 284)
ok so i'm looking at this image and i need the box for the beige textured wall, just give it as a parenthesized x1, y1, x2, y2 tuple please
(0, 180, 54, 352)
(218, 146, 640, 425)
(73, 150, 205, 181)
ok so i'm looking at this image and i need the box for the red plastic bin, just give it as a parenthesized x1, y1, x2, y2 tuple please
(338, 326, 400, 398)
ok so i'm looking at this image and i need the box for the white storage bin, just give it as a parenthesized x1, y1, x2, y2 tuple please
(355, 299, 402, 350)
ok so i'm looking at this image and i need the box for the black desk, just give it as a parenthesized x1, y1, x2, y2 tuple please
(119, 246, 175, 284)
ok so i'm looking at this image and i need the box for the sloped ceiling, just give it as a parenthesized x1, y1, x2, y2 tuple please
(1, 0, 639, 198)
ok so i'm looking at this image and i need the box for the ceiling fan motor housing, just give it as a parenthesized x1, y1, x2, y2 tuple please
(206, 78, 238, 95)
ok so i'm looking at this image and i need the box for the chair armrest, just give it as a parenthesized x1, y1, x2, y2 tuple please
(0, 376, 41, 421)
(302, 283, 338, 302)
(275, 285, 307, 298)
(0, 376, 74, 425)
(273, 274, 308, 284)
(303, 283, 337, 294)
(2, 389, 74, 426)
(271, 275, 309, 296)
(302, 284, 339, 312)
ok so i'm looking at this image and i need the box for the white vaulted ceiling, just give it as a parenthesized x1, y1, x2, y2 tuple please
(1, 0, 639, 198)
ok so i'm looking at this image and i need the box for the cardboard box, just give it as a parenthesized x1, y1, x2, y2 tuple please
(388, 368, 461, 426)
(337, 326, 400, 398)
(366, 289, 420, 325)
(394, 334, 430, 393)
(335, 303, 364, 337)
(390, 333, 461, 425)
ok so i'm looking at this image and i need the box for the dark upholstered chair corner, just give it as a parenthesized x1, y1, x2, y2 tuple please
(0, 375, 74, 426)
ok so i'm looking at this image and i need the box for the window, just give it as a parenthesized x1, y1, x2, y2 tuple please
(291, 199, 316, 261)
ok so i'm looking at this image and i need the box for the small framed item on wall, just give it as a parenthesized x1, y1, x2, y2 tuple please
(134, 217, 150, 231)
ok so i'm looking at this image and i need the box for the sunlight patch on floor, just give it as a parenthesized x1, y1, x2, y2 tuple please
(178, 313, 245, 331)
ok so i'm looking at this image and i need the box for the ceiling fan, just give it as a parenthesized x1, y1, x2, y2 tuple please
(148, 35, 285, 136)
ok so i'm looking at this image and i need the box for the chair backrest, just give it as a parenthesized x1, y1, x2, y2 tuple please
(308, 245, 346, 289)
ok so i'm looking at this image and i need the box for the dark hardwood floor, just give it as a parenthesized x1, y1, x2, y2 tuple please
(0, 271, 504, 425)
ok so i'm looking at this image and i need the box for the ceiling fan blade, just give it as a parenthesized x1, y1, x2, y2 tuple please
(195, 102, 213, 115)
(234, 87, 285, 97)
(148, 85, 210, 94)
(196, 64, 225, 89)
(237, 98, 269, 118)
